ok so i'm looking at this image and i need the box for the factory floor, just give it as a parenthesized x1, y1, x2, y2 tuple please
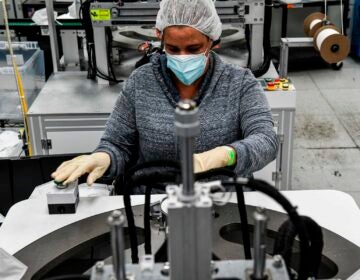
(290, 56, 360, 207)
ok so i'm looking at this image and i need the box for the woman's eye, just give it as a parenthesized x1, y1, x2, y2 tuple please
(189, 48, 201, 53)
(167, 47, 179, 53)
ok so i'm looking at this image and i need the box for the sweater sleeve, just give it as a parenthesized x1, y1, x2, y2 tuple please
(94, 75, 138, 179)
(229, 69, 279, 176)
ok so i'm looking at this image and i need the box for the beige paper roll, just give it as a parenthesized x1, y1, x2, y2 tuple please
(313, 25, 350, 63)
(304, 12, 325, 36)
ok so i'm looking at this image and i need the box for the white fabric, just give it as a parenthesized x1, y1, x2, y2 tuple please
(0, 248, 27, 280)
(155, 0, 222, 40)
(30, 181, 113, 199)
(32, 8, 58, 25)
(57, 0, 77, 19)
(316, 28, 339, 50)
(0, 131, 22, 158)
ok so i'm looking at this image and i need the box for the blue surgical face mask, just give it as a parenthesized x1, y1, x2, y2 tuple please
(166, 50, 209, 86)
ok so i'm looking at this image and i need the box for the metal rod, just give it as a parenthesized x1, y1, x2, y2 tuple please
(180, 137, 195, 196)
(174, 100, 200, 198)
(253, 207, 268, 280)
(279, 40, 289, 78)
(108, 210, 126, 280)
(44, 0, 60, 73)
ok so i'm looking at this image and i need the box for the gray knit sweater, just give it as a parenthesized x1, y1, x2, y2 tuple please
(95, 52, 278, 179)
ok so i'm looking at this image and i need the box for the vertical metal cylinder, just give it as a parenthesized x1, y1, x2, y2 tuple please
(44, 0, 60, 73)
(174, 100, 200, 198)
(180, 137, 195, 196)
(253, 208, 268, 280)
(108, 210, 126, 280)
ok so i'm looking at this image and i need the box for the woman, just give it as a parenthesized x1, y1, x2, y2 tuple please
(52, 0, 278, 186)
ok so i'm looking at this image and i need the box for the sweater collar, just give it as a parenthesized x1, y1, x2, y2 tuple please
(150, 51, 226, 107)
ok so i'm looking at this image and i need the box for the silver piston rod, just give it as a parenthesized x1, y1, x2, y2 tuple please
(108, 210, 126, 280)
(253, 208, 268, 280)
(174, 100, 200, 197)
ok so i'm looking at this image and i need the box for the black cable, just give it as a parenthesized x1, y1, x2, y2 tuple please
(121, 161, 181, 263)
(235, 184, 252, 259)
(222, 178, 311, 280)
(273, 218, 298, 275)
(303, 216, 323, 278)
(123, 181, 139, 263)
(194, 167, 236, 181)
(124, 171, 180, 263)
(105, 27, 123, 83)
(124, 160, 181, 180)
(80, 0, 123, 83)
(144, 185, 153, 254)
(246, 0, 273, 77)
(42, 275, 90, 280)
(196, 168, 252, 260)
(274, 216, 323, 279)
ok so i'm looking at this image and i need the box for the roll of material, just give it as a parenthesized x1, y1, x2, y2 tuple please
(309, 19, 322, 35)
(304, 12, 325, 36)
(304, 12, 350, 64)
(313, 25, 350, 64)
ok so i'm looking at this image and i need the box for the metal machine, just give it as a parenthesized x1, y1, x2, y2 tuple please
(22, 0, 295, 189)
(87, 0, 265, 84)
(88, 100, 313, 280)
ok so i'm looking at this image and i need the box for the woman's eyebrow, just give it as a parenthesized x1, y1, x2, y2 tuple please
(187, 44, 202, 48)
(165, 43, 179, 48)
(165, 43, 203, 48)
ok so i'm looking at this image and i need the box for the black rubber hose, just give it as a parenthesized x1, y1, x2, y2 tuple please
(235, 184, 252, 259)
(195, 168, 252, 260)
(123, 181, 139, 263)
(246, 0, 273, 77)
(302, 216, 323, 278)
(222, 178, 311, 280)
(123, 164, 180, 263)
(122, 161, 180, 263)
(274, 216, 323, 278)
(124, 160, 181, 180)
(127, 172, 180, 262)
(195, 167, 237, 180)
(43, 275, 90, 280)
(273, 218, 298, 273)
(144, 185, 153, 255)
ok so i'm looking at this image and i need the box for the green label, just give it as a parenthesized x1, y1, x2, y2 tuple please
(90, 9, 111, 21)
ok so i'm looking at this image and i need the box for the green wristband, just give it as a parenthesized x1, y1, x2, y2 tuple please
(224, 146, 236, 166)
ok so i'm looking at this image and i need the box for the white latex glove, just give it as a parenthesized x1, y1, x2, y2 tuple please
(0, 247, 27, 280)
(193, 146, 236, 173)
(51, 152, 111, 186)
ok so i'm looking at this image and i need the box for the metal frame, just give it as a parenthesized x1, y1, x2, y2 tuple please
(90, 0, 265, 84)
(60, 30, 80, 67)
(271, 108, 295, 190)
(44, 0, 59, 73)
(279, 37, 314, 78)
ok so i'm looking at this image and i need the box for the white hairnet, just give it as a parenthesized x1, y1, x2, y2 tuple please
(155, 0, 222, 41)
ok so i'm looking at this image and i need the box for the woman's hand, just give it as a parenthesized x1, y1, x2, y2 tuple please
(193, 146, 236, 173)
(51, 152, 111, 186)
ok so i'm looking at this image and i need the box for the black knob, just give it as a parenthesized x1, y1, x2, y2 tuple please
(331, 44, 340, 53)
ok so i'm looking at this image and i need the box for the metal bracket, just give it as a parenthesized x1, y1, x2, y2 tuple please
(272, 171, 282, 182)
(244, 0, 265, 24)
(41, 139, 52, 150)
(277, 134, 285, 143)
(40, 27, 50, 36)
(279, 37, 314, 78)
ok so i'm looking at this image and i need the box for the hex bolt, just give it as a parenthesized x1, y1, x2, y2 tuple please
(95, 261, 105, 273)
(161, 262, 170, 276)
(108, 210, 126, 280)
(253, 208, 268, 280)
(273, 255, 283, 268)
